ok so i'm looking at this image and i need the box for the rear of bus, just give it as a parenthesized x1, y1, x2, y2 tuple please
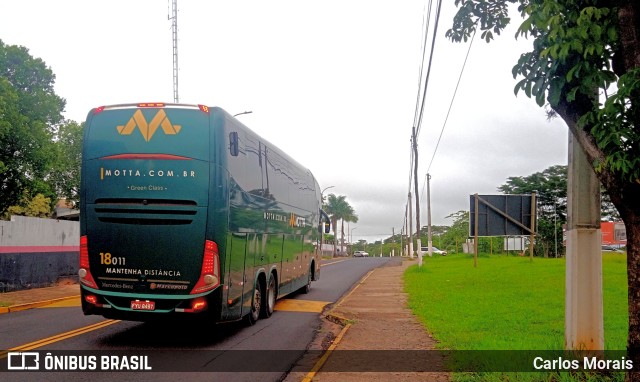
(79, 103, 221, 321)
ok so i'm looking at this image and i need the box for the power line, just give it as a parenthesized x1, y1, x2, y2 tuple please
(405, 0, 443, 262)
(412, 0, 434, 128)
(407, 0, 433, 200)
(426, 27, 477, 174)
(415, 0, 443, 138)
(404, 0, 437, 244)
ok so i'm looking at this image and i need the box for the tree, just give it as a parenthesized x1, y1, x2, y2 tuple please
(49, 120, 84, 206)
(447, 0, 640, 370)
(5, 193, 52, 219)
(442, 211, 470, 252)
(0, 40, 65, 216)
(324, 194, 358, 256)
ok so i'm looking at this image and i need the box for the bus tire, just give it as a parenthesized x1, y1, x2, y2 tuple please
(261, 273, 276, 318)
(301, 267, 312, 294)
(245, 281, 262, 325)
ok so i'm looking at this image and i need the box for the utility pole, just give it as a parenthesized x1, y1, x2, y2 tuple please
(170, 0, 179, 103)
(392, 227, 395, 257)
(402, 201, 411, 256)
(408, 192, 414, 259)
(554, 199, 558, 257)
(427, 173, 433, 258)
(411, 132, 422, 267)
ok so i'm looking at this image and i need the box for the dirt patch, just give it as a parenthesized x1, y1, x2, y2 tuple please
(56, 277, 78, 286)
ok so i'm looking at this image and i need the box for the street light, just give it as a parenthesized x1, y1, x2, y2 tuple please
(321, 185, 334, 198)
(321, 186, 334, 204)
(233, 111, 253, 117)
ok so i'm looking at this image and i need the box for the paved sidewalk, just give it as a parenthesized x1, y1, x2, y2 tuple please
(0, 283, 80, 313)
(288, 259, 450, 382)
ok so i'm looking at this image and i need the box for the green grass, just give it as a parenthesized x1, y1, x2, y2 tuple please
(404, 253, 628, 381)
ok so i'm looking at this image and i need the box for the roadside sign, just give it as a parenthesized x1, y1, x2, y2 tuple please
(469, 194, 536, 237)
(469, 193, 537, 267)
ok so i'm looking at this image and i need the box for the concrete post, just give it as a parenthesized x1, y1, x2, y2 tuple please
(565, 132, 604, 350)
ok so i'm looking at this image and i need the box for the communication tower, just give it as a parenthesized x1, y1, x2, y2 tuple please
(169, 0, 179, 102)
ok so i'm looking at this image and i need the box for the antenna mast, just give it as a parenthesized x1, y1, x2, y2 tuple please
(170, 0, 179, 103)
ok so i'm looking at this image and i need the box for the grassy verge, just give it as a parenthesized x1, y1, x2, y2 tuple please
(404, 253, 628, 381)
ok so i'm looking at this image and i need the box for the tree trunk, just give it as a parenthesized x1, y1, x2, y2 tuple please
(612, 4, 640, 379)
(331, 218, 338, 258)
(627, 218, 640, 380)
(620, 185, 640, 381)
(340, 219, 345, 255)
(616, 0, 640, 74)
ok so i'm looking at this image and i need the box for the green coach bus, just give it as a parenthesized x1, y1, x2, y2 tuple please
(79, 103, 329, 324)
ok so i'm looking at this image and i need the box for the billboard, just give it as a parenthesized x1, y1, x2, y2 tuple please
(469, 194, 536, 237)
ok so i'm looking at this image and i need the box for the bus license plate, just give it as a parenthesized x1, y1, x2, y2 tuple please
(131, 301, 155, 311)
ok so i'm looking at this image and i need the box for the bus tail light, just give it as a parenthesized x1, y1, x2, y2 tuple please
(191, 240, 220, 294)
(138, 102, 165, 108)
(84, 293, 111, 309)
(79, 236, 98, 289)
(175, 298, 207, 313)
(192, 298, 207, 311)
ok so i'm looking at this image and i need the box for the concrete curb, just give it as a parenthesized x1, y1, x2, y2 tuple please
(0, 295, 80, 315)
(300, 268, 377, 381)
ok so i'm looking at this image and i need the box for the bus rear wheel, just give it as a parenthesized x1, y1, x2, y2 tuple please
(301, 267, 312, 294)
(245, 282, 262, 325)
(261, 273, 276, 318)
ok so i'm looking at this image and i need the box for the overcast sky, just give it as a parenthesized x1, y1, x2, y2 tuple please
(1, 1, 568, 243)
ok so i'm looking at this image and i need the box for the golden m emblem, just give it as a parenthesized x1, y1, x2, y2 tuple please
(117, 109, 182, 141)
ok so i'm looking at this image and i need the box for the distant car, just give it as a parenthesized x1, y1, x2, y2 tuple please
(601, 245, 622, 252)
(353, 251, 369, 257)
(421, 246, 447, 256)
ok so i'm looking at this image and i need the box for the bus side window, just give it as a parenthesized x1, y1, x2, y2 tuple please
(229, 132, 239, 156)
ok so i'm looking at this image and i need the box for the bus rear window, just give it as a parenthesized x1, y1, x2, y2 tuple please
(84, 107, 210, 160)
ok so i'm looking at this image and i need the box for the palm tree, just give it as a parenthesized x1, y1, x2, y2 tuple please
(342, 206, 359, 255)
(324, 194, 358, 257)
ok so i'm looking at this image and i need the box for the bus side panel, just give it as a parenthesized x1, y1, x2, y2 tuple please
(241, 233, 258, 316)
(223, 230, 246, 321)
(280, 234, 296, 296)
(214, 107, 323, 305)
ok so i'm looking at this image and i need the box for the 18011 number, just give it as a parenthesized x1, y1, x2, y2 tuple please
(99, 252, 126, 265)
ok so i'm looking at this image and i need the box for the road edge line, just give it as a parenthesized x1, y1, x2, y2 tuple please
(301, 322, 351, 382)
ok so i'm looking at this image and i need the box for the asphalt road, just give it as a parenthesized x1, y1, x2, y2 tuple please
(1, 256, 393, 381)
